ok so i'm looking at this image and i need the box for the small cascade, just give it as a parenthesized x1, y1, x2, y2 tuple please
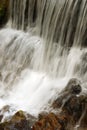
(0, 0, 87, 129)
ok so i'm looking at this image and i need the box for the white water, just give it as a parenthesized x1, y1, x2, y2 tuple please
(0, 0, 87, 119)
(0, 28, 87, 118)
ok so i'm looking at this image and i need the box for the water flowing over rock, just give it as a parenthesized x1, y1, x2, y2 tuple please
(0, 0, 87, 129)
(0, 79, 86, 130)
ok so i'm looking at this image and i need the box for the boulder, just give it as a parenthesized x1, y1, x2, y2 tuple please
(33, 112, 68, 130)
(0, 110, 36, 130)
(52, 78, 82, 109)
(52, 79, 87, 129)
(79, 94, 87, 128)
(63, 78, 82, 94)
(62, 95, 83, 124)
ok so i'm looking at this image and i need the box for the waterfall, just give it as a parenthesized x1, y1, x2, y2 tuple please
(9, 0, 87, 79)
(0, 0, 87, 117)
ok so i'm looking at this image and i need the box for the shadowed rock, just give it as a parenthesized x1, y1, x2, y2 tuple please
(63, 78, 82, 94)
(53, 78, 82, 109)
(0, 110, 36, 130)
(62, 95, 83, 124)
(33, 112, 68, 130)
(0, 0, 10, 27)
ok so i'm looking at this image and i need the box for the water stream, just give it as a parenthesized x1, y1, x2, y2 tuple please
(0, 0, 87, 124)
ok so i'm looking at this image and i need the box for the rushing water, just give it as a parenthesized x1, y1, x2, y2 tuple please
(0, 0, 87, 122)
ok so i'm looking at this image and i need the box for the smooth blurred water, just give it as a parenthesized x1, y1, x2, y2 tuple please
(0, 0, 87, 121)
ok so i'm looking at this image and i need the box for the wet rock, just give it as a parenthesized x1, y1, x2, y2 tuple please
(52, 94, 65, 109)
(62, 95, 83, 124)
(0, 105, 11, 122)
(0, 78, 86, 130)
(79, 94, 87, 128)
(80, 109, 87, 128)
(63, 78, 82, 94)
(0, 115, 3, 122)
(52, 78, 82, 109)
(0, 105, 10, 113)
(0, 110, 36, 130)
(60, 93, 87, 127)
(0, 97, 87, 130)
(0, 0, 10, 27)
(52, 79, 87, 128)
(0, 105, 18, 123)
(0, 110, 69, 130)
(52, 92, 87, 129)
(33, 112, 68, 130)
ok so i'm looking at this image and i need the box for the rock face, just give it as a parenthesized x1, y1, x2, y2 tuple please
(52, 78, 82, 109)
(33, 112, 68, 130)
(0, 111, 68, 130)
(52, 78, 87, 129)
(63, 78, 82, 94)
(0, 78, 87, 130)
(0, 0, 10, 27)
(0, 110, 36, 130)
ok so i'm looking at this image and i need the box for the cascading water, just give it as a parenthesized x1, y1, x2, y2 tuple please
(0, 0, 87, 126)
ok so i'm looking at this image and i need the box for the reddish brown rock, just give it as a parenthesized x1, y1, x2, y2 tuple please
(33, 112, 68, 130)
(79, 94, 87, 128)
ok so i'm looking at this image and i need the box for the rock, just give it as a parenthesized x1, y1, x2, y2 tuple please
(0, 110, 69, 130)
(0, 105, 10, 122)
(0, 78, 86, 130)
(0, 105, 10, 113)
(61, 93, 87, 128)
(33, 112, 68, 130)
(0, 105, 19, 123)
(52, 78, 82, 109)
(0, 0, 10, 27)
(79, 94, 87, 128)
(62, 95, 83, 124)
(52, 95, 65, 109)
(80, 109, 87, 127)
(0, 110, 36, 130)
(63, 78, 82, 94)
(52, 79, 87, 128)
(0, 115, 3, 122)
(0, 98, 87, 130)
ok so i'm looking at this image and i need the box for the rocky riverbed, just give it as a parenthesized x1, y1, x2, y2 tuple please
(0, 79, 86, 130)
